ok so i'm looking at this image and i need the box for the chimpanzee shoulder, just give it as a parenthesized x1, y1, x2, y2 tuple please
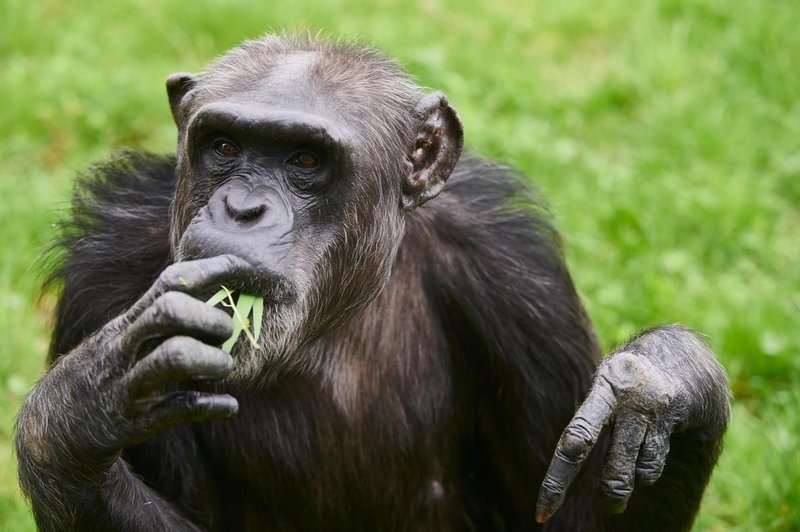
(46, 151, 176, 360)
(413, 154, 601, 364)
(403, 153, 601, 422)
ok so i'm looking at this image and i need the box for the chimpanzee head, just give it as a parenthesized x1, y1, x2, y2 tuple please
(165, 36, 463, 378)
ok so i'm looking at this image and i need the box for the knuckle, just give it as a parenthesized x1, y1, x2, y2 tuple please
(153, 337, 231, 377)
(631, 388, 672, 417)
(599, 476, 634, 501)
(158, 263, 187, 291)
(601, 352, 678, 415)
(539, 476, 565, 498)
(635, 465, 664, 485)
(639, 441, 660, 457)
(181, 391, 201, 411)
(152, 292, 185, 322)
(221, 253, 245, 271)
(138, 355, 168, 381)
(610, 351, 639, 371)
(599, 352, 640, 392)
(635, 453, 661, 470)
(647, 426, 672, 450)
(183, 392, 219, 417)
(159, 290, 187, 307)
(156, 338, 198, 369)
(159, 335, 192, 355)
(220, 254, 238, 270)
(558, 424, 595, 461)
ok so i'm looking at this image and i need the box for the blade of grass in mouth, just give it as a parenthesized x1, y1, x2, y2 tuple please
(206, 286, 262, 352)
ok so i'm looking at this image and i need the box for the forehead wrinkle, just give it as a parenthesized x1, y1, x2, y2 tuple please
(227, 52, 321, 109)
(190, 38, 418, 160)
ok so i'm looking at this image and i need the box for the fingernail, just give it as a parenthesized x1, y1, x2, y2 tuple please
(535, 510, 550, 524)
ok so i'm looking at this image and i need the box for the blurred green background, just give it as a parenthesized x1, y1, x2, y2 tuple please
(1, 0, 798, 530)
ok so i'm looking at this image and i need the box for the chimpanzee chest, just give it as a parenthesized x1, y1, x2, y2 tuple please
(194, 376, 474, 531)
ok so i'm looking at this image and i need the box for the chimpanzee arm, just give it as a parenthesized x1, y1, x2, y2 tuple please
(18, 455, 200, 531)
(536, 325, 730, 530)
(427, 166, 728, 528)
(15, 255, 255, 531)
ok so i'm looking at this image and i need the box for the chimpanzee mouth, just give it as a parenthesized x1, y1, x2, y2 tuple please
(199, 273, 298, 308)
(174, 245, 299, 306)
(202, 273, 302, 360)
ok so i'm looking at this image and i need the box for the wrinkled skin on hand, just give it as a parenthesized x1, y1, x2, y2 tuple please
(16, 255, 255, 525)
(536, 326, 730, 523)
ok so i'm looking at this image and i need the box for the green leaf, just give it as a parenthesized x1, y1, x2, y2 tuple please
(252, 296, 264, 340)
(231, 293, 258, 350)
(206, 288, 229, 307)
(207, 286, 262, 352)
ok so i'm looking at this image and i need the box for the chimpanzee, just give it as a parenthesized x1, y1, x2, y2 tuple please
(15, 35, 729, 531)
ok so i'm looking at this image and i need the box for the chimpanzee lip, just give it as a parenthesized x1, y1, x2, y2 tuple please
(173, 247, 298, 305)
(217, 269, 298, 305)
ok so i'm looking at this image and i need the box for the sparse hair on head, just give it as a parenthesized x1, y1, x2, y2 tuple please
(189, 33, 423, 159)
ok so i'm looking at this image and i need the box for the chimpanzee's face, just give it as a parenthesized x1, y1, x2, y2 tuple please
(166, 54, 410, 378)
(175, 96, 362, 303)
(163, 48, 462, 380)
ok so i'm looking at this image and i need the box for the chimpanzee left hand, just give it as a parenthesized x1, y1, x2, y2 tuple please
(535, 326, 729, 523)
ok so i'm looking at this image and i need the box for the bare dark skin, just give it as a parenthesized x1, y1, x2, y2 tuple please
(16, 36, 728, 531)
(537, 333, 726, 521)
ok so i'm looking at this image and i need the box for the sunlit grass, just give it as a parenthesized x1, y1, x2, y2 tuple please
(2, 0, 798, 530)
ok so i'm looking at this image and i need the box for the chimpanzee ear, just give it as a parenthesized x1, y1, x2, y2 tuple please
(402, 92, 464, 210)
(166, 73, 198, 128)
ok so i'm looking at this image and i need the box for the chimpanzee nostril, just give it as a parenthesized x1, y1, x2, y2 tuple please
(207, 181, 291, 233)
(224, 189, 268, 224)
(232, 203, 266, 223)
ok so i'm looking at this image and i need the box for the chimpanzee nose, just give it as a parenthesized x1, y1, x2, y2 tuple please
(205, 179, 293, 235)
(224, 188, 267, 224)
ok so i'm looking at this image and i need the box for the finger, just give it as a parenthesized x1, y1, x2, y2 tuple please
(598, 409, 649, 514)
(123, 292, 233, 354)
(126, 255, 256, 320)
(536, 374, 617, 523)
(635, 417, 676, 486)
(127, 336, 234, 398)
(143, 391, 239, 432)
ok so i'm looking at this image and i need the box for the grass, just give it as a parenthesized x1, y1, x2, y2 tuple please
(2, 0, 798, 529)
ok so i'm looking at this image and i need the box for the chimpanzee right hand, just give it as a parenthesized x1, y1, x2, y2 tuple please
(16, 255, 256, 478)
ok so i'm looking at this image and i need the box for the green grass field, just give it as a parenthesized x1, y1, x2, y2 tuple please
(2, 0, 798, 529)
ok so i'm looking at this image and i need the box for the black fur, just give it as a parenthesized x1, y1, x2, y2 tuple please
(47, 152, 176, 357)
(43, 152, 598, 528)
(37, 151, 722, 530)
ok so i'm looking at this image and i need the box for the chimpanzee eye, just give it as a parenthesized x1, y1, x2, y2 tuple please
(287, 151, 320, 169)
(212, 139, 241, 158)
